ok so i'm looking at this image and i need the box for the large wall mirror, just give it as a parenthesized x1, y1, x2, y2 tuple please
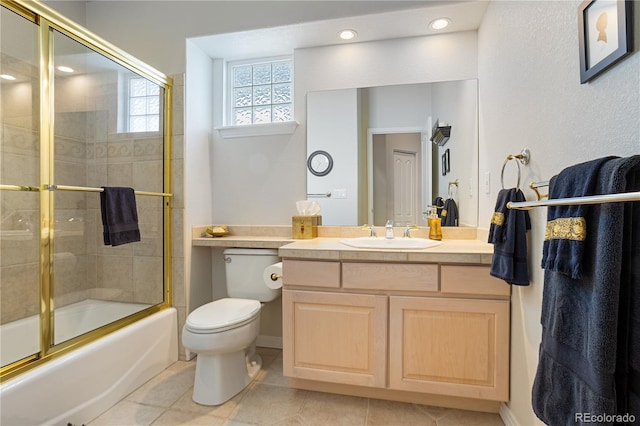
(306, 80, 478, 228)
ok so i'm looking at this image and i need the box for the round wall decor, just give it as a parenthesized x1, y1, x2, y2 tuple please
(307, 150, 334, 177)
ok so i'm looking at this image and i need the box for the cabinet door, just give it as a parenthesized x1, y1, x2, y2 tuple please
(283, 289, 387, 387)
(389, 296, 509, 401)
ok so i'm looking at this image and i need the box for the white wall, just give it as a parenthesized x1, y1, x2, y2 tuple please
(432, 79, 478, 227)
(368, 84, 433, 128)
(307, 89, 361, 225)
(42, 1, 86, 25)
(184, 41, 216, 320)
(478, 1, 639, 425)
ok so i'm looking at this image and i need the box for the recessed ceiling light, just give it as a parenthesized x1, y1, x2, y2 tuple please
(57, 66, 74, 73)
(339, 29, 358, 40)
(0, 74, 16, 81)
(430, 18, 451, 30)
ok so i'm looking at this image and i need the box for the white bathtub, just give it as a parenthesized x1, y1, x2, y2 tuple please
(1, 299, 153, 365)
(0, 302, 178, 426)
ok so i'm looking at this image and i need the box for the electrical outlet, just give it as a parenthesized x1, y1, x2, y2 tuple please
(483, 172, 491, 195)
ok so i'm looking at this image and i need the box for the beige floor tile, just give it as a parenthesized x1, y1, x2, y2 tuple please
(300, 390, 368, 425)
(165, 360, 196, 374)
(151, 408, 226, 425)
(414, 404, 450, 420)
(170, 386, 247, 419)
(223, 420, 259, 426)
(89, 400, 164, 426)
(366, 399, 436, 426)
(437, 409, 504, 426)
(126, 365, 195, 407)
(257, 353, 289, 387)
(229, 383, 308, 425)
(271, 415, 308, 425)
(91, 351, 507, 426)
(256, 347, 282, 359)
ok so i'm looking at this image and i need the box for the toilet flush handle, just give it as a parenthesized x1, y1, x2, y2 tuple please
(224, 257, 231, 263)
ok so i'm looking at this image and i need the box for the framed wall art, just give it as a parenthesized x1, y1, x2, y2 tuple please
(578, 0, 633, 83)
(441, 149, 450, 176)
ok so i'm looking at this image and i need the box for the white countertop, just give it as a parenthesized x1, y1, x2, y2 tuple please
(193, 226, 494, 265)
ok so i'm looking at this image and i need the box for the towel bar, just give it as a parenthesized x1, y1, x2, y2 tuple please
(529, 181, 550, 201)
(44, 184, 172, 197)
(0, 184, 40, 192)
(306, 192, 332, 198)
(508, 190, 640, 210)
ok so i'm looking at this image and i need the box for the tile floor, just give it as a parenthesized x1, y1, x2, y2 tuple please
(88, 347, 505, 426)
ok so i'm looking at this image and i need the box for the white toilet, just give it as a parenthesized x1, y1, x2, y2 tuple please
(182, 248, 281, 406)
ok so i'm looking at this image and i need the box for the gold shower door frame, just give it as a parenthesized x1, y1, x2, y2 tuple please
(0, 0, 173, 382)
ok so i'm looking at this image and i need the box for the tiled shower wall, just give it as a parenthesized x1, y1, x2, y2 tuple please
(0, 65, 178, 325)
(0, 51, 40, 324)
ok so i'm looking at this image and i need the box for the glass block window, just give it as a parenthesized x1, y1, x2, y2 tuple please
(128, 77, 160, 132)
(229, 58, 292, 125)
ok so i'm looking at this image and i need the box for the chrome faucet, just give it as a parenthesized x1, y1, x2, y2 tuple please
(403, 224, 418, 238)
(362, 224, 377, 237)
(385, 220, 394, 239)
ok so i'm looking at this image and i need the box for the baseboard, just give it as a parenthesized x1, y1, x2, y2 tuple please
(257, 335, 283, 349)
(499, 403, 519, 426)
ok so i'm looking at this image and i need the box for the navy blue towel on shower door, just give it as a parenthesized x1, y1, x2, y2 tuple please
(99, 186, 141, 246)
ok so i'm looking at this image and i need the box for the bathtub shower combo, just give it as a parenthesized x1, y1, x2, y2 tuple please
(0, 2, 176, 424)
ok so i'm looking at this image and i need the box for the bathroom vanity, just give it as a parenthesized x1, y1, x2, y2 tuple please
(278, 236, 509, 413)
(192, 226, 509, 412)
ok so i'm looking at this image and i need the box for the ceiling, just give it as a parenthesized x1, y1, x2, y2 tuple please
(191, 1, 489, 61)
(1, 1, 488, 80)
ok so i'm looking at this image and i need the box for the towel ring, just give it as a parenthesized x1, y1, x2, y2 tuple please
(501, 148, 531, 189)
(448, 180, 458, 199)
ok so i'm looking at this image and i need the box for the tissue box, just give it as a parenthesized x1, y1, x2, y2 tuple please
(292, 215, 321, 239)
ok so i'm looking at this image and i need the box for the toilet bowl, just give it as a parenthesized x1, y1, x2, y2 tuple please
(182, 248, 281, 406)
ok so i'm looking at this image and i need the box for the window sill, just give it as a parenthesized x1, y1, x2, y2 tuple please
(215, 121, 299, 139)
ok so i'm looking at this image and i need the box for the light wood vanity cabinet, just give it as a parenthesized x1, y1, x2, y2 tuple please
(282, 290, 387, 387)
(388, 295, 510, 401)
(282, 259, 510, 407)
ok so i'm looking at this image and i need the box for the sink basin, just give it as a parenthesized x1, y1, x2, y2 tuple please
(340, 237, 443, 250)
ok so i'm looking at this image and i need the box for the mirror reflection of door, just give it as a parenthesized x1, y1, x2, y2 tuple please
(372, 133, 422, 227)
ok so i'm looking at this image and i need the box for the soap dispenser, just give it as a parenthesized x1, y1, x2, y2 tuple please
(385, 220, 394, 239)
(428, 207, 442, 241)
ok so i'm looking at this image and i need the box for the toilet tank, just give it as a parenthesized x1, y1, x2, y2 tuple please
(223, 248, 281, 302)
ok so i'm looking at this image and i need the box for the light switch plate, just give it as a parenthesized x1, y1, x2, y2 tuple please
(483, 172, 491, 195)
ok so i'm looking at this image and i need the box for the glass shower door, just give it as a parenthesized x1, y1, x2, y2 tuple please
(50, 29, 166, 346)
(0, 6, 41, 367)
(1, 1, 171, 381)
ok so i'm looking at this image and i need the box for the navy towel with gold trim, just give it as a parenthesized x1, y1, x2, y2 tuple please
(541, 156, 616, 279)
(533, 155, 640, 425)
(489, 188, 530, 286)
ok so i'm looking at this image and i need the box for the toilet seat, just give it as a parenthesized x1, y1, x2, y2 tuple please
(185, 298, 261, 334)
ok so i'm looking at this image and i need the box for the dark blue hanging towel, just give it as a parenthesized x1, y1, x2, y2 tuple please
(540, 156, 616, 279)
(532, 155, 640, 425)
(441, 198, 459, 227)
(488, 188, 530, 286)
(99, 186, 141, 246)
